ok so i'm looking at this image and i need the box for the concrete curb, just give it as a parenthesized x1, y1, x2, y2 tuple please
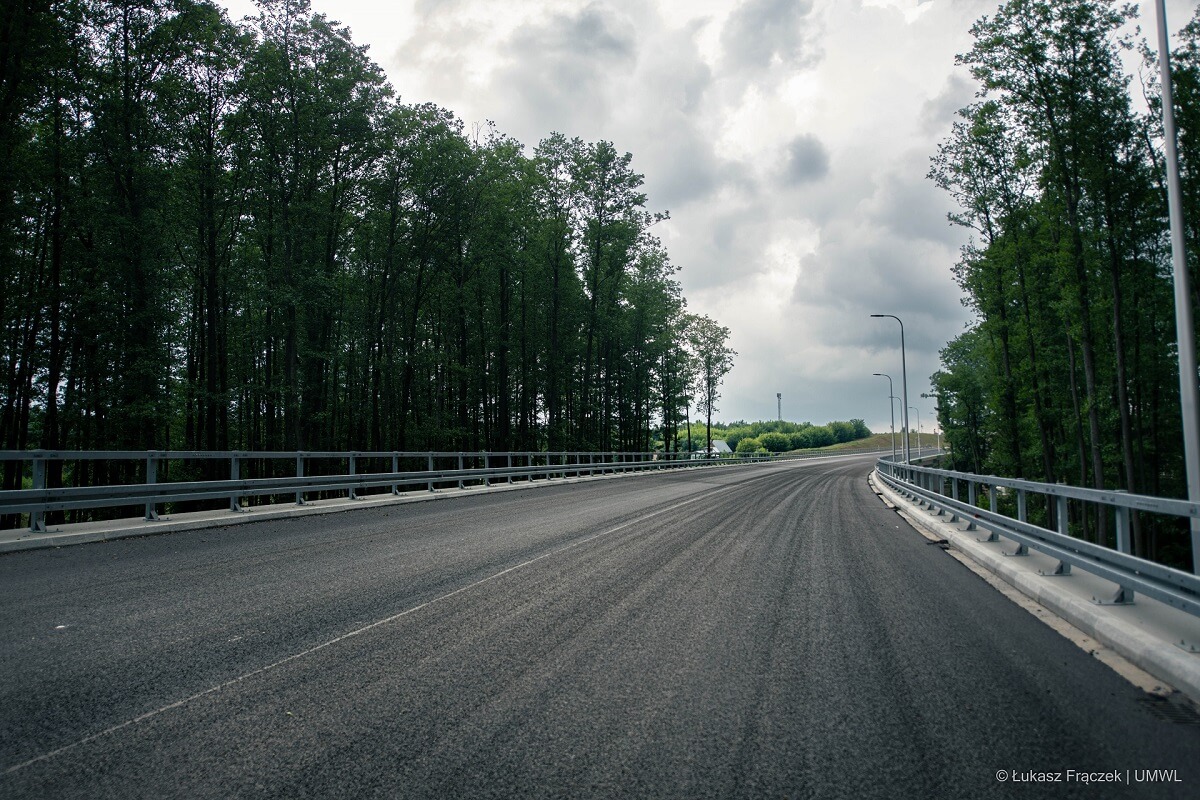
(870, 469, 1200, 705)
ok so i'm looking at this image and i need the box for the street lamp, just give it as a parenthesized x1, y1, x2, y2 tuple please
(1154, 0, 1200, 574)
(871, 314, 909, 463)
(872, 373, 896, 462)
(909, 406, 921, 457)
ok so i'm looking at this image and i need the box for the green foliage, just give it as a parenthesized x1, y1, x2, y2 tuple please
(0, 0, 739, 497)
(682, 418, 871, 453)
(757, 432, 791, 453)
(735, 437, 764, 456)
(829, 421, 854, 443)
(929, 0, 1200, 563)
(806, 426, 836, 449)
(686, 314, 735, 455)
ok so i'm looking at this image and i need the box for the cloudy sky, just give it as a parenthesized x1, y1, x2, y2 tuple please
(221, 0, 1194, 435)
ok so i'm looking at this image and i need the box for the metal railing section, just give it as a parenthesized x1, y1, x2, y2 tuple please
(875, 458, 1200, 618)
(0, 448, 890, 533)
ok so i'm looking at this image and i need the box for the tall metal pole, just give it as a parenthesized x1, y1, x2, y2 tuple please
(872, 315, 910, 463)
(873, 373, 896, 462)
(1156, 0, 1200, 574)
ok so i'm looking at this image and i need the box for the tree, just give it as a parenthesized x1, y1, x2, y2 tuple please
(0, 0, 732, 530)
(758, 431, 789, 453)
(930, 0, 1199, 556)
(736, 437, 764, 457)
(686, 314, 735, 456)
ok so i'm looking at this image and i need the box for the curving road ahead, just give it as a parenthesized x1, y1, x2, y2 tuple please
(2, 455, 1197, 798)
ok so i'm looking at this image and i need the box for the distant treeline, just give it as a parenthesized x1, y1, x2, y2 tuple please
(0, 0, 735, 480)
(929, 1, 1200, 559)
(706, 419, 872, 455)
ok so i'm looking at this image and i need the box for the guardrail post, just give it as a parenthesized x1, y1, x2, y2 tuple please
(1114, 491, 1131, 554)
(1017, 489, 1027, 523)
(457, 453, 464, 489)
(1057, 490, 1069, 536)
(296, 454, 306, 505)
(391, 454, 400, 495)
(482, 452, 490, 487)
(507, 453, 513, 484)
(349, 454, 358, 500)
(979, 484, 1001, 540)
(30, 453, 46, 532)
(230, 454, 242, 512)
(144, 453, 160, 521)
(966, 480, 978, 531)
(427, 453, 435, 492)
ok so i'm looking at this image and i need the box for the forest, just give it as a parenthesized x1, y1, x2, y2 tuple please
(929, 1, 1200, 561)
(0, 0, 737, 489)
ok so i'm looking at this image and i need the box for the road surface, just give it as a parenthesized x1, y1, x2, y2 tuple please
(2, 455, 1197, 798)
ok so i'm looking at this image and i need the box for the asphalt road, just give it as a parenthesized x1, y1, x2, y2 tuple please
(2, 455, 1197, 799)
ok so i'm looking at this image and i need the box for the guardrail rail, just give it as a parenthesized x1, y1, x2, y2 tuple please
(0, 447, 892, 534)
(876, 458, 1200, 618)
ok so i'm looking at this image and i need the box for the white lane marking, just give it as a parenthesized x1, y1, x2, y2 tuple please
(6, 483, 738, 774)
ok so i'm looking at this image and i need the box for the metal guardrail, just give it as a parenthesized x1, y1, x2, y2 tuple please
(876, 458, 1200, 618)
(0, 447, 891, 533)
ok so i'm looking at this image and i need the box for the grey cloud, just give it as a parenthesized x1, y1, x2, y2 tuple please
(790, 209, 966, 355)
(920, 72, 974, 137)
(721, 0, 817, 72)
(413, 0, 465, 15)
(783, 134, 829, 185)
(491, 4, 638, 143)
(627, 19, 724, 210)
(644, 134, 722, 210)
(508, 3, 635, 61)
(664, 197, 772, 292)
(871, 170, 962, 246)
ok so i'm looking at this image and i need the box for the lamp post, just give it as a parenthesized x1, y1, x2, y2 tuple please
(872, 314, 909, 463)
(1155, 0, 1200, 574)
(873, 373, 896, 462)
(910, 406, 921, 457)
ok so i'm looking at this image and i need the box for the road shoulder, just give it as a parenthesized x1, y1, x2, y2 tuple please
(869, 469, 1200, 708)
